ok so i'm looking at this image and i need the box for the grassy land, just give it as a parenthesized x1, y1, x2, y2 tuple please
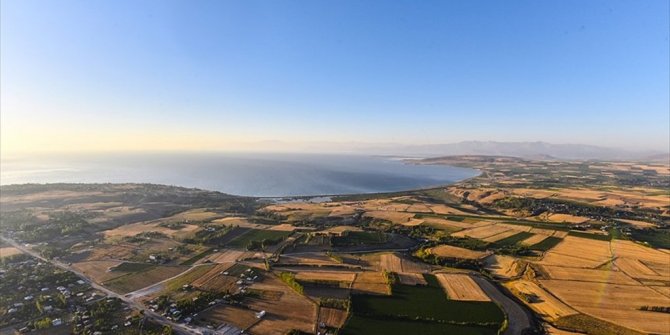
(332, 231, 387, 247)
(340, 315, 499, 335)
(164, 264, 215, 291)
(350, 274, 504, 326)
(529, 236, 563, 251)
(493, 232, 534, 247)
(226, 229, 292, 249)
(180, 247, 215, 265)
(109, 262, 155, 272)
(629, 228, 670, 249)
(103, 265, 189, 294)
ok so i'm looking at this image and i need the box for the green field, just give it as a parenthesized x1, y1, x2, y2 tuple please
(629, 228, 670, 249)
(226, 229, 292, 249)
(529, 236, 563, 251)
(180, 247, 215, 265)
(332, 231, 387, 246)
(164, 264, 215, 291)
(493, 232, 534, 247)
(109, 262, 155, 272)
(103, 265, 189, 293)
(350, 274, 504, 326)
(341, 315, 499, 335)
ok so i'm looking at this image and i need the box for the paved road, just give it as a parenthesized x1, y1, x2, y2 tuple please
(1, 237, 206, 335)
(472, 276, 534, 335)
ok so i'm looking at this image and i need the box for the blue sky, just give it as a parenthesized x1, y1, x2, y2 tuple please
(1, 0, 668, 152)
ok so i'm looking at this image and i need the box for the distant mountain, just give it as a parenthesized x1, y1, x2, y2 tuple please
(237, 140, 665, 161)
(642, 153, 670, 163)
(351, 141, 665, 161)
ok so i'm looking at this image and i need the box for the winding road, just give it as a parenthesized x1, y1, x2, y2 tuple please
(472, 276, 534, 335)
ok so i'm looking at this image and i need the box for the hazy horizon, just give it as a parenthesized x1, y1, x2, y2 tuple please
(2, 0, 669, 154)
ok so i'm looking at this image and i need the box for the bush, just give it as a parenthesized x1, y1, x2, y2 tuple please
(279, 272, 304, 295)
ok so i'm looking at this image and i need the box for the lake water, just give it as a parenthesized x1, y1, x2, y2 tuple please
(0, 153, 479, 197)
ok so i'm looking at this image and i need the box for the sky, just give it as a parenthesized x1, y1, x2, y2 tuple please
(1, 0, 669, 154)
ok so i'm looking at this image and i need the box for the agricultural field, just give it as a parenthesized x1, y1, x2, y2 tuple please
(318, 307, 349, 328)
(378, 253, 429, 273)
(434, 273, 491, 301)
(519, 233, 550, 246)
(1, 157, 668, 334)
(351, 271, 390, 295)
(102, 220, 200, 239)
(0, 246, 22, 258)
(525, 232, 670, 334)
(362, 210, 415, 224)
(102, 265, 188, 294)
(71, 260, 131, 282)
(225, 229, 293, 250)
(396, 272, 427, 285)
(195, 305, 257, 330)
(505, 280, 578, 321)
(190, 263, 239, 292)
(541, 280, 670, 334)
(332, 231, 388, 247)
(201, 249, 248, 264)
(341, 315, 500, 335)
(347, 274, 504, 334)
(428, 244, 490, 260)
(483, 254, 523, 279)
(245, 273, 317, 335)
(295, 271, 357, 285)
(539, 236, 612, 268)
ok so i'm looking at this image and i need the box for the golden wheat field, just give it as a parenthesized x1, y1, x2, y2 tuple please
(505, 280, 578, 321)
(539, 236, 611, 268)
(435, 273, 490, 301)
(540, 280, 670, 334)
(429, 244, 489, 259)
(351, 271, 390, 295)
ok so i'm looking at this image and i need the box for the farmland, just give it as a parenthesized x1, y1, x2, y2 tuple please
(0, 246, 22, 258)
(428, 244, 489, 259)
(347, 274, 504, 334)
(226, 229, 293, 250)
(0, 156, 668, 334)
(351, 271, 390, 295)
(435, 273, 491, 301)
(103, 265, 189, 293)
(341, 316, 500, 335)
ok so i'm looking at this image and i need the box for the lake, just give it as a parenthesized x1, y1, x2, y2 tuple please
(0, 152, 479, 197)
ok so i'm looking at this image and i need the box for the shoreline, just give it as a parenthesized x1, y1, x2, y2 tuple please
(0, 166, 482, 201)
